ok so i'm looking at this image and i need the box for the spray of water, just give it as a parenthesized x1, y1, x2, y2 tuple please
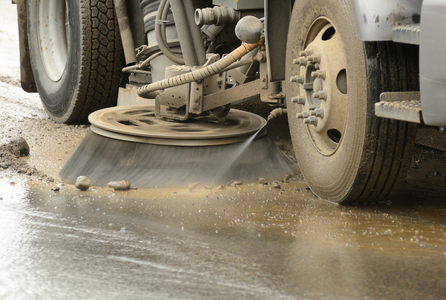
(213, 121, 268, 182)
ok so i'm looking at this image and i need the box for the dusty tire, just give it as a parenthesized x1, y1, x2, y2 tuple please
(27, 0, 124, 124)
(285, 0, 418, 204)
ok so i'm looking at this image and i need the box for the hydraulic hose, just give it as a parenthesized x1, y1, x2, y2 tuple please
(155, 0, 185, 65)
(137, 38, 264, 98)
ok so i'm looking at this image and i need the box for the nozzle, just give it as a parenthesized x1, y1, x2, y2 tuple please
(267, 108, 287, 121)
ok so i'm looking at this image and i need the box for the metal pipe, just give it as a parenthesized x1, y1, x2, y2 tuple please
(170, 0, 206, 66)
(113, 0, 137, 64)
(195, 6, 241, 26)
(127, 0, 145, 51)
(267, 108, 287, 121)
(122, 52, 163, 73)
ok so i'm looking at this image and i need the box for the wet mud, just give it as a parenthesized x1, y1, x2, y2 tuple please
(0, 137, 48, 179)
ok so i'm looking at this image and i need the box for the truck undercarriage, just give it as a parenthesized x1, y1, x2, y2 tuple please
(13, 0, 444, 205)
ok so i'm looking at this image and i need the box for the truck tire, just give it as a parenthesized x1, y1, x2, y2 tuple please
(285, 0, 418, 204)
(27, 0, 124, 124)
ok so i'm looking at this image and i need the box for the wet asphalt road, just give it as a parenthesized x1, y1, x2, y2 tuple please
(1, 3, 446, 299)
(1, 177, 446, 299)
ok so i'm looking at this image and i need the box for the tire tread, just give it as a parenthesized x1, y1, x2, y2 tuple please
(353, 42, 418, 204)
(71, 0, 123, 124)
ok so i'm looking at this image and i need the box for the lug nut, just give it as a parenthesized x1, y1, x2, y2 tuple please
(315, 108, 324, 117)
(290, 75, 303, 84)
(307, 54, 321, 63)
(303, 83, 313, 90)
(291, 97, 305, 104)
(297, 111, 310, 119)
(313, 90, 327, 100)
(311, 70, 326, 79)
(299, 50, 313, 57)
(310, 108, 324, 118)
(293, 57, 307, 65)
(304, 116, 318, 125)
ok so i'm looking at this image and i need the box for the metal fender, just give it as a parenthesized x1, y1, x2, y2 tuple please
(350, 0, 422, 41)
(420, 0, 446, 126)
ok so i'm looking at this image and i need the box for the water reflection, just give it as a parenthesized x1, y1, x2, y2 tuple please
(0, 177, 446, 299)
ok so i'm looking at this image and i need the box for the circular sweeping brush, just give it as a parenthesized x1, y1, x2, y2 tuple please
(60, 106, 293, 188)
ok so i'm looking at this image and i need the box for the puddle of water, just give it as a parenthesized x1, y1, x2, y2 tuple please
(1, 174, 446, 299)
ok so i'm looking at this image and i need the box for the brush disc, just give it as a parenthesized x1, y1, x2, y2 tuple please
(61, 106, 293, 188)
(88, 105, 267, 146)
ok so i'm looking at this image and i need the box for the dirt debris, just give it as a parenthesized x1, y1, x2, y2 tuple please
(75, 176, 91, 191)
(0, 136, 53, 182)
(108, 180, 131, 191)
(258, 178, 268, 185)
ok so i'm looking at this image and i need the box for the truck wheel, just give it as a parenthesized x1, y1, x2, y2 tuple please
(285, 0, 418, 204)
(27, 0, 124, 124)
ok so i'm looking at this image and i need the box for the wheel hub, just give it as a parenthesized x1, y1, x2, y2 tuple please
(89, 105, 267, 146)
(38, 0, 69, 81)
(290, 19, 348, 155)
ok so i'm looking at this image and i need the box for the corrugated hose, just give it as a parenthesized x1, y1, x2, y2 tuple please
(137, 38, 264, 98)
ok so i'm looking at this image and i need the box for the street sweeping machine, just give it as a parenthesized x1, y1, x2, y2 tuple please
(12, 0, 446, 204)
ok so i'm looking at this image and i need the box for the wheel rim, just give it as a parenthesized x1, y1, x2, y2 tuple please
(292, 18, 348, 156)
(88, 106, 267, 146)
(38, 0, 68, 81)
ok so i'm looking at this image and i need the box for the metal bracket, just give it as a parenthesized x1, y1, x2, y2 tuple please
(190, 81, 204, 114)
(375, 91, 422, 124)
(202, 79, 260, 111)
(155, 84, 191, 121)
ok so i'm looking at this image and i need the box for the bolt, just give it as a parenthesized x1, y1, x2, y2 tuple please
(256, 51, 266, 62)
(304, 116, 318, 125)
(293, 57, 307, 65)
(307, 54, 321, 63)
(297, 111, 310, 119)
(313, 90, 327, 100)
(311, 70, 326, 79)
(290, 75, 303, 84)
(291, 97, 305, 105)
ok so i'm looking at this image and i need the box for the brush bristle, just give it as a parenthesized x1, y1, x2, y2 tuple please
(60, 131, 293, 188)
